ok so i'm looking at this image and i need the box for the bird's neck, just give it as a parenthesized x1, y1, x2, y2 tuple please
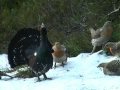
(40, 34, 47, 45)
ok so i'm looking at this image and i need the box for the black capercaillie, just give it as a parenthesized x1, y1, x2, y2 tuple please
(28, 23, 53, 81)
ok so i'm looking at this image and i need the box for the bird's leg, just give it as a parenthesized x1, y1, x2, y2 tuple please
(36, 73, 41, 82)
(90, 45, 96, 54)
(43, 73, 52, 80)
(97, 45, 105, 54)
(102, 44, 105, 50)
(61, 62, 65, 67)
(54, 62, 56, 69)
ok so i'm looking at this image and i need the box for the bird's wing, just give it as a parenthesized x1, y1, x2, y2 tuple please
(61, 45, 66, 51)
(116, 42, 120, 50)
(90, 28, 101, 39)
(100, 21, 113, 37)
(106, 60, 120, 72)
(8, 28, 40, 68)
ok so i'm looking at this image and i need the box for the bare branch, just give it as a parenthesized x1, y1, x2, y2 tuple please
(107, 6, 120, 16)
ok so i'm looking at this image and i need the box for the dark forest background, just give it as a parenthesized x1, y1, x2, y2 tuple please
(0, 0, 120, 56)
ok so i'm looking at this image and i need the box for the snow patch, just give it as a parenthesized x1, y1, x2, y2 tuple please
(0, 51, 120, 90)
(0, 54, 10, 70)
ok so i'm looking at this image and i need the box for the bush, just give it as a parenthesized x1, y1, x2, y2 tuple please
(64, 31, 92, 56)
(0, 0, 120, 56)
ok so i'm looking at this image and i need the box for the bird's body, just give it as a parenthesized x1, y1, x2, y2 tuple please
(8, 24, 53, 81)
(52, 42, 67, 68)
(98, 60, 120, 75)
(90, 21, 113, 54)
(29, 23, 53, 81)
(104, 41, 120, 56)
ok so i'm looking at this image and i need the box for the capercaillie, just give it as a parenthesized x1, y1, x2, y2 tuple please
(104, 41, 120, 56)
(98, 60, 120, 75)
(90, 21, 113, 54)
(52, 42, 67, 68)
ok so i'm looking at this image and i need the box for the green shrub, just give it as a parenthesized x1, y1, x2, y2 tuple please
(0, 0, 119, 57)
(15, 65, 35, 78)
(64, 31, 92, 57)
(15, 69, 35, 78)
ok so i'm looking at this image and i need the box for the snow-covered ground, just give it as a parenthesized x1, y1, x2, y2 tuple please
(0, 50, 120, 90)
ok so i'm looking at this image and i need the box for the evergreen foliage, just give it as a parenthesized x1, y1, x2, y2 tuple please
(0, 0, 120, 56)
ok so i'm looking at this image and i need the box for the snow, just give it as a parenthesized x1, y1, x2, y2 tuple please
(0, 54, 10, 71)
(0, 50, 120, 90)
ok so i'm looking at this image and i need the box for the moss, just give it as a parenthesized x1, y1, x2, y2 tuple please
(2, 65, 36, 78)
(15, 69, 35, 78)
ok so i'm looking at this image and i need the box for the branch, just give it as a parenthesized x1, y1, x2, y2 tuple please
(107, 6, 120, 16)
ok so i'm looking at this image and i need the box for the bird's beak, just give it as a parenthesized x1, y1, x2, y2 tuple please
(41, 23, 45, 28)
(97, 65, 100, 68)
(97, 66, 102, 71)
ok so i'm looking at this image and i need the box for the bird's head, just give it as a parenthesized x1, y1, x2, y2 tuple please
(103, 42, 115, 49)
(102, 21, 112, 32)
(38, 23, 47, 35)
(55, 42, 60, 46)
(54, 42, 61, 49)
(97, 63, 106, 68)
(103, 42, 117, 55)
(103, 21, 111, 27)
